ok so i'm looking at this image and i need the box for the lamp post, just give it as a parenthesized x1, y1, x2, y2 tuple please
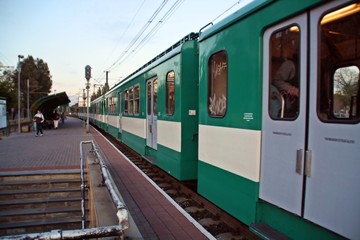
(82, 89, 86, 107)
(82, 89, 86, 128)
(27, 79, 30, 120)
(85, 65, 91, 133)
(17, 55, 24, 133)
(86, 81, 90, 133)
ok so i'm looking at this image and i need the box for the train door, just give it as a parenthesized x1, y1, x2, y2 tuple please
(118, 92, 122, 133)
(146, 77, 158, 150)
(260, 14, 307, 216)
(305, 2, 360, 238)
(260, 1, 360, 238)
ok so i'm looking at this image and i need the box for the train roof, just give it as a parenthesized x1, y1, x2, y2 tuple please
(199, 0, 273, 42)
(111, 32, 199, 89)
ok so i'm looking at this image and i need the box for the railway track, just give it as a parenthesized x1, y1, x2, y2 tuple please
(100, 129, 260, 240)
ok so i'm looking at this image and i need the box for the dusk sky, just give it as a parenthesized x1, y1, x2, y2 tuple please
(0, 0, 251, 104)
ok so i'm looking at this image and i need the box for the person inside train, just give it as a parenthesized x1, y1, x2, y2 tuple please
(270, 37, 299, 119)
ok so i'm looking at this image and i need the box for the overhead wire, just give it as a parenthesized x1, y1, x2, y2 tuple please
(100, 0, 246, 87)
(111, 0, 184, 71)
(94, 0, 147, 84)
(131, 0, 184, 54)
(106, 0, 169, 72)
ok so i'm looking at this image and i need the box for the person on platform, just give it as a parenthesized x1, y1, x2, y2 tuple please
(33, 109, 45, 136)
(53, 110, 60, 129)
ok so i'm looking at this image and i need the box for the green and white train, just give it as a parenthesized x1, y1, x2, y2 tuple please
(81, 0, 360, 239)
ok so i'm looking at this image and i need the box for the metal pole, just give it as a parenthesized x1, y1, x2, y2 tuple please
(17, 55, 23, 133)
(82, 89, 86, 128)
(27, 79, 30, 120)
(86, 81, 90, 133)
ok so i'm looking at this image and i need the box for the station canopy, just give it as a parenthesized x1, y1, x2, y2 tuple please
(30, 92, 70, 119)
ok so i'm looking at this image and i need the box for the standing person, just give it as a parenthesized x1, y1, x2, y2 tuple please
(60, 111, 67, 124)
(33, 109, 44, 136)
(53, 110, 60, 129)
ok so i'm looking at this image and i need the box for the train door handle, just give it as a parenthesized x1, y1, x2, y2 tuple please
(296, 149, 303, 175)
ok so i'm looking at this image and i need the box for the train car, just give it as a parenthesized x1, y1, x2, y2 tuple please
(97, 33, 200, 181)
(90, 94, 106, 129)
(198, 0, 359, 239)
(102, 89, 119, 136)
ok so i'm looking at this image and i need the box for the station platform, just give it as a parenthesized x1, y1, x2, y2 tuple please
(0, 117, 211, 240)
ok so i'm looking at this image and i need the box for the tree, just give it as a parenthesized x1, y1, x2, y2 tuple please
(0, 70, 17, 117)
(96, 87, 102, 98)
(91, 92, 97, 101)
(11, 56, 53, 117)
(334, 66, 358, 97)
(333, 66, 359, 117)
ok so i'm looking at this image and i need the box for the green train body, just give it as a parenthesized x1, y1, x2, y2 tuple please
(87, 1, 360, 239)
(91, 33, 199, 181)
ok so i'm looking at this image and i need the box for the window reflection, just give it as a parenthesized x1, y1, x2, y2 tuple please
(166, 71, 175, 115)
(269, 25, 300, 119)
(134, 85, 140, 115)
(333, 66, 359, 118)
(124, 89, 129, 114)
(208, 51, 228, 117)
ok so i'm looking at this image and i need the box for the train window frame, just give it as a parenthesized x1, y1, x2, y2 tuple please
(124, 89, 129, 115)
(166, 70, 175, 116)
(208, 50, 228, 118)
(268, 24, 301, 120)
(95, 103, 99, 114)
(134, 85, 140, 116)
(128, 87, 134, 115)
(105, 98, 109, 113)
(111, 95, 117, 114)
(107, 97, 111, 114)
(112, 96, 117, 114)
(317, 3, 360, 123)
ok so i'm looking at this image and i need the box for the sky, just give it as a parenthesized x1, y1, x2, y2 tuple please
(0, 0, 250, 105)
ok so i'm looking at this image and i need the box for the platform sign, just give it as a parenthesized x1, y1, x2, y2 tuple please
(0, 97, 7, 129)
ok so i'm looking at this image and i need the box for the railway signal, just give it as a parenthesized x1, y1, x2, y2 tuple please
(85, 65, 91, 81)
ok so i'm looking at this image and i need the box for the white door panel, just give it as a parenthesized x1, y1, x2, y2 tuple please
(260, 1, 360, 238)
(260, 14, 307, 216)
(305, 2, 360, 238)
(146, 78, 158, 150)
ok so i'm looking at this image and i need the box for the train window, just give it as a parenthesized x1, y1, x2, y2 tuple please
(166, 71, 175, 115)
(129, 87, 134, 115)
(269, 25, 300, 120)
(108, 96, 115, 114)
(208, 50, 228, 117)
(318, 3, 360, 123)
(124, 89, 129, 114)
(154, 79, 158, 115)
(114, 96, 117, 113)
(134, 85, 140, 115)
